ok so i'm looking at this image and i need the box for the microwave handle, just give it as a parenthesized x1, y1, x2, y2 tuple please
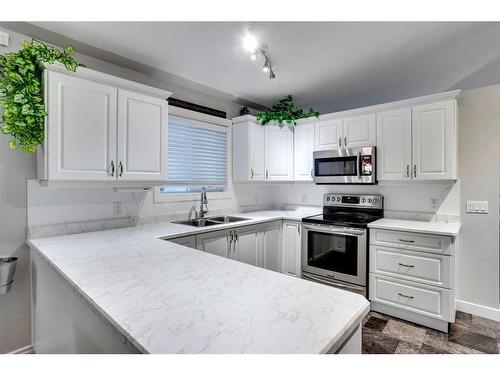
(356, 152, 361, 178)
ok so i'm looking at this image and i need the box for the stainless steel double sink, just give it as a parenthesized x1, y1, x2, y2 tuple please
(173, 215, 250, 228)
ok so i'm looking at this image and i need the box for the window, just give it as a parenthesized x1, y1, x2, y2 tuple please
(157, 114, 229, 200)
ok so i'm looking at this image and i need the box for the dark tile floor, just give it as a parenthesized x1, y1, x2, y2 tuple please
(362, 310, 500, 354)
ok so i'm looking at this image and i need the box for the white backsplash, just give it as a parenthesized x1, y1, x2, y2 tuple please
(27, 178, 460, 238)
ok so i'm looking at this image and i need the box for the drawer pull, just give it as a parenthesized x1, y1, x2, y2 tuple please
(398, 239, 415, 243)
(398, 263, 414, 268)
(398, 293, 414, 299)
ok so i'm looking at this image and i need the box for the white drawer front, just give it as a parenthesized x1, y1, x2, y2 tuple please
(370, 229, 452, 255)
(370, 245, 451, 288)
(369, 274, 452, 321)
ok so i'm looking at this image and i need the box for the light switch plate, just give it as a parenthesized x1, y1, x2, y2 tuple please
(466, 200, 488, 214)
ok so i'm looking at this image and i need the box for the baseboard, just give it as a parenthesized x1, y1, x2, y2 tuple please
(456, 300, 500, 322)
(8, 344, 34, 354)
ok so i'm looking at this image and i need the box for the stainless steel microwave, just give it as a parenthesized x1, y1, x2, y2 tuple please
(312, 146, 376, 184)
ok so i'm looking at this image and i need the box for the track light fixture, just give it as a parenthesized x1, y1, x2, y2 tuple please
(243, 30, 276, 79)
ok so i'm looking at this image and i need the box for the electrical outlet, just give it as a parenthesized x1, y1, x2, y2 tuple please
(429, 198, 439, 211)
(301, 194, 307, 204)
(466, 200, 488, 214)
(113, 201, 123, 216)
(0, 31, 10, 47)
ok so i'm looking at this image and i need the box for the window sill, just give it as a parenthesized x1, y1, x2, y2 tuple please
(153, 188, 232, 203)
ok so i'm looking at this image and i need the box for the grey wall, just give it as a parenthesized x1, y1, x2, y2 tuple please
(456, 85, 500, 310)
(0, 25, 259, 353)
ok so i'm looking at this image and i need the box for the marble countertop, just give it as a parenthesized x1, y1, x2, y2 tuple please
(27, 208, 370, 354)
(368, 218, 461, 236)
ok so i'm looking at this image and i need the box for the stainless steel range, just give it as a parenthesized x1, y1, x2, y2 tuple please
(301, 193, 384, 297)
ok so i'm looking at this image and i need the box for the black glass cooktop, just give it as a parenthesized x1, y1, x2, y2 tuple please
(302, 209, 383, 228)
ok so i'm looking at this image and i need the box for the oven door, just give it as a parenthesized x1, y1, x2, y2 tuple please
(301, 223, 367, 286)
(313, 147, 375, 184)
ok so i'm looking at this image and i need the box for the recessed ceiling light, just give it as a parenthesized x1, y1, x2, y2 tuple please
(243, 32, 258, 53)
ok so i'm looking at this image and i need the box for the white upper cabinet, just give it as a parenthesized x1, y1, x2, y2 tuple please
(232, 118, 265, 181)
(376, 108, 412, 180)
(39, 64, 171, 186)
(376, 99, 457, 181)
(45, 71, 117, 181)
(412, 100, 456, 180)
(264, 125, 294, 181)
(294, 121, 315, 181)
(117, 89, 168, 182)
(342, 113, 376, 148)
(314, 118, 342, 150)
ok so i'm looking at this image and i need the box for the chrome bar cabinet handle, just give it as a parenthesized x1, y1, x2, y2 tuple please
(398, 238, 415, 243)
(406, 164, 410, 178)
(119, 161, 123, 177)
(110, 161, 115, 177)
(413, 164, 417, 178)
(398, 293, 414, 299)
(250, 168, 254, 179)
(338, 137, 341, 147)
(398, 263, 415, 268)
(344, 136, 347, 147)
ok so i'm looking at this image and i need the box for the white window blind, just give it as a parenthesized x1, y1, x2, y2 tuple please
(160, 116, 228, 194)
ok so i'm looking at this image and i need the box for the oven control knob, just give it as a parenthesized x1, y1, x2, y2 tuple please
(326, 197, 330, 201)
(368, 198, 372, 203)
(361, 198, 366, 203)
(337, 197, 341, 202)
(373, 198, 378, 204)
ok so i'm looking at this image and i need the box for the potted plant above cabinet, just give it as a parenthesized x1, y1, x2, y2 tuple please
(38, 64, 171, 187)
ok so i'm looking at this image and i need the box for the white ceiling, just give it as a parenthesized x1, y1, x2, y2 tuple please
(28, 22, 500, 113)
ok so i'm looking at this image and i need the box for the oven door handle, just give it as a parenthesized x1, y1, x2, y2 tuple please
(356, 151, 361, 178)
(302, 224, 366, 236)
(302, 273, 366, 293)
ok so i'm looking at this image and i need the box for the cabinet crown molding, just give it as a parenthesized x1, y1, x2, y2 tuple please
(42, 62, 172, 100)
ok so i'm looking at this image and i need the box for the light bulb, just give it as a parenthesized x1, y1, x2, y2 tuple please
(250, 53, 257, 60)
(262, 66, 270, 73)
(243, 32, 258, 53)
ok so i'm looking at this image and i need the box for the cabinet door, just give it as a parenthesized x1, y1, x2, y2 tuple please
(314, 119, 342, 151)
(376, 108, 412, 180)
(265, 126, 294, 181)
(260, 221, 282, 272)
(249, 124, 266, 180)
(168, 235, 196, 249)
(234, 226, 260, 266)
(117, 89, 168, 182)
(282, 221, 302, 277)
(412, 100, 456, 180)
(343, 113, 376, 148)
(294, 122, 315, 181)
(196, 230, 229, 258)
(46, 71, 117, 181)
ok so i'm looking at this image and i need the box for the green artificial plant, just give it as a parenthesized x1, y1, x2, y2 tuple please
(0, 39, 81, 152)
(256, 95, 319, 127)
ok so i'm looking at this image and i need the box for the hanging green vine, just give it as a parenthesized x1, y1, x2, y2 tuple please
(256, 95, 319, 127)
(0, 39, 81, 153)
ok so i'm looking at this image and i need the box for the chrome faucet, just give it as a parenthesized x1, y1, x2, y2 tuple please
(199, 187, 209, 218)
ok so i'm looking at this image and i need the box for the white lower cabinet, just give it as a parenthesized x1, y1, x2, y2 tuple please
(196, 229, 230, 258)
(259, 221, 282, 272)
(233, 225, 261, 265)
(369, 228, 456, 332)
(168, 235, 196, 248)
(282, 221, 302, 277)
(191, 220, 298, 276)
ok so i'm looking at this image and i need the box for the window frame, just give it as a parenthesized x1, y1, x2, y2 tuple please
(154, 106, 233, 203)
